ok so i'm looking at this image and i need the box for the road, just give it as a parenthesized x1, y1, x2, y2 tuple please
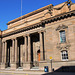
(43, 72, 75, 75)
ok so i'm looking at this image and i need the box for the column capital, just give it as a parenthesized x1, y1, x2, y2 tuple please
(23, 34, 27, 37)
(42, 30, 46, 32)
(38, 30, 46, 33)
(27, 34, 30, 36)
(38, 31, 42, 33)
(12, 37, 17, 40)
(2, 40, 6, 43)
(11, 38, 15, 40)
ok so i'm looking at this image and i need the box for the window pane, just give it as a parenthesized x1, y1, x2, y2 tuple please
(61, 51, 68, 60)
(60, 31, 66, 43)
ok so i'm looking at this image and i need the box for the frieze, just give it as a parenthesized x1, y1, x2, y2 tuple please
(56, 24, 68, 31)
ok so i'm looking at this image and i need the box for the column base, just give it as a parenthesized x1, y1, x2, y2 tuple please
(11, 63, 17, 70)
(23, 62, 32, 70)
(1, 63, 6, 69)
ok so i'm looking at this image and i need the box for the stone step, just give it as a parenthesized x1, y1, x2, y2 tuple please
(30, 67, 40, 70)
(0, 69, 45, 73)
(5, 67, 11, 70)
(16, 67, 23, 70)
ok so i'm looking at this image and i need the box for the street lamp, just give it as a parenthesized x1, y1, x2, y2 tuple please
(50, 56, 53, 72)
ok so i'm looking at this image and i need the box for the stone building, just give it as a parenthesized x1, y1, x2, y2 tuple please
(0, 0, 75, 71)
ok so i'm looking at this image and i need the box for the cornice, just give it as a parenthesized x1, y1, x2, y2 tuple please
(2, 10, 75, 38)
(41, 10, 75, 24)
(7, 4, 52, 25)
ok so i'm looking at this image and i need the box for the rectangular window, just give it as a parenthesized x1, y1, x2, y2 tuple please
(60, 31, 66, 43)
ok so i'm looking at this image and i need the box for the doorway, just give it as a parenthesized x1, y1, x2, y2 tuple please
(37, 50, 40, 61)
(31, 33, 40, 67)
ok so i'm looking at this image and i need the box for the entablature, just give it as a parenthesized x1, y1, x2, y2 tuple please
(7, 0, 75, 29)
(2, 10, 75, 38)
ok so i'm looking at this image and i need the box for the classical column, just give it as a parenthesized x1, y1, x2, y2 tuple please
(11, 38, 18, 69)
(1, 41, 7, 69)
(28, 34, 31, 62)
(5, 41, 7, 63)
(10, 42, 12, 64)
(23, 34, 31, 70)
(15, 38, 18, 64)
(12, 39, 15, 62)
(43, 31, 46, 60)
(39, 32, 43, 61)
(24, 36, 28, 62)
(21, 43, 23, 65)
(2, 42, 4, 63)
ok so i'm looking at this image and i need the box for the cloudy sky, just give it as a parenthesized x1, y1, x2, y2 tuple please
(0, 0, 75, 31)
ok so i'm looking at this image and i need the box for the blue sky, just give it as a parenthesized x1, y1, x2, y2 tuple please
(0, 0, 75, 31)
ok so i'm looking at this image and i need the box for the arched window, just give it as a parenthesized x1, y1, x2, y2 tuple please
(61, 50, 68, 61)
(60, 30, 66, 43)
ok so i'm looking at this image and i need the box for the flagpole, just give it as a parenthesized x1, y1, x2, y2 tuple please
(21, 0, 22, 20)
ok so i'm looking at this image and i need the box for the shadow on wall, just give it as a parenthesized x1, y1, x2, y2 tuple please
(42, 66, 75, 75)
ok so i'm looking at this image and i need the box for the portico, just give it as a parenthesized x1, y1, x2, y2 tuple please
(0, 0, 75, 72)
(1, 30, 46, 70)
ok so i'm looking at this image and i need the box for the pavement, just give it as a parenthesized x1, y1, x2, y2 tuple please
(0, 70, 75, 75)
(0, 70, 45, 75)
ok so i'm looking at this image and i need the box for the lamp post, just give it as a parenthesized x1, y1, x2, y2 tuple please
(50, 56, 53, 72)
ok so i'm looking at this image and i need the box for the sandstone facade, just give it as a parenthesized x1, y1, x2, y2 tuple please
(0, 0, 75, 72)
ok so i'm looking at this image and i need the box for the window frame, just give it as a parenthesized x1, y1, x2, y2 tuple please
(61, 50, 68, 61)
(60, 30, 66, 43)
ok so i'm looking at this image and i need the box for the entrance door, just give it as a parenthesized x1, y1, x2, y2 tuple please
(37, 50, 40, 61)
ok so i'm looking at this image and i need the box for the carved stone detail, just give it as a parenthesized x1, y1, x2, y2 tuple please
(57, 42, 71, 50)
(47, 0, 74, 17)
(56, 24, 68, 31)
(48, 5, 53, 16)
(67, 0, 73, 11)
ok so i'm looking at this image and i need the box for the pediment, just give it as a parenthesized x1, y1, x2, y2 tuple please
(56, 24, 68, 31)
